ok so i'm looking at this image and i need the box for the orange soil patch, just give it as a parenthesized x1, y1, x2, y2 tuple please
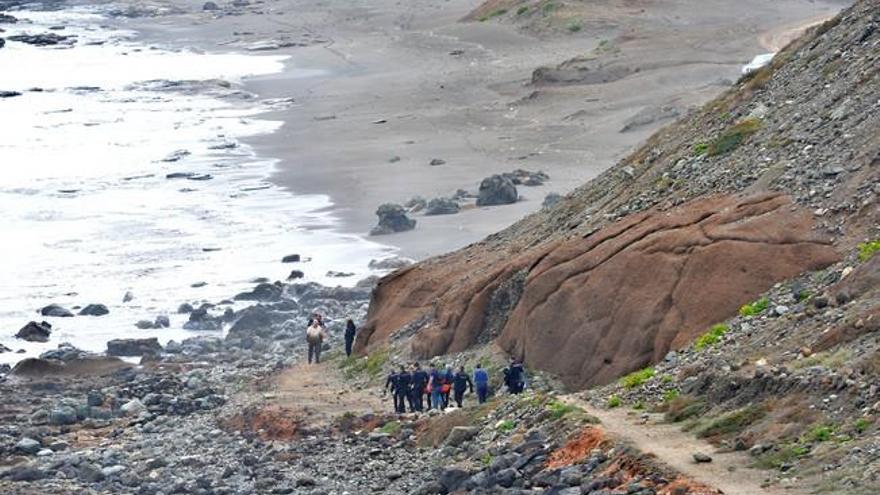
(546, 426, 609, 469)
(223, 405, 302, 441)
(659, 478, 723, 495)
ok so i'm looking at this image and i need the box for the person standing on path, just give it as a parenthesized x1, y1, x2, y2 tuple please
(473, 363, 490, 404)
(306, 320, 327, 364)
(344, 319, 357, 357)
(452, 366, 474, 408)
(442, 365, 455, 409)
(507, 357, 526, 394)
(384, 367, 400, 412)
(428, 363, 443, 411)
(394, 365, 413, 413)
(411, 363, 428, 412)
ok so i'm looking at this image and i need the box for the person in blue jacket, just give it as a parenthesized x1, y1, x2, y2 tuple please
(473, 363, 490, 404)
(428, 363, 443, 411)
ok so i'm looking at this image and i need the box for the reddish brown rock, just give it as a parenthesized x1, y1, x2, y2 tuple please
(359, 193, 839, 389)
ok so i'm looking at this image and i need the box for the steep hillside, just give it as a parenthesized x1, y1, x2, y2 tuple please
(357, 0, 879, 389)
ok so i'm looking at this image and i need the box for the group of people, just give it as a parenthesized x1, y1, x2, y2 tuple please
(383, 358, 526, 413)
(304, 314, 529, 412)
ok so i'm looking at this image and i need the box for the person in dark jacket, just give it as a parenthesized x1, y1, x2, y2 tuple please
(410, 362, 428, 412)
(344, 319, 357, 357)
(384, 368, 400, 411)
(394, 365, 413, 413)
(473, 363, 490, 403)
(452, 366, 474, 408)
(507, 357, 525, 394)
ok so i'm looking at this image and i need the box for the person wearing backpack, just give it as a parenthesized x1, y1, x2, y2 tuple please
(306, 320, 327, 364)
(410, 362, 428, 412)
(441, 365, 454, 409)
(428, 363, 444, 411)
(473, 363, 490, 404)
(453, 366, 474, 408)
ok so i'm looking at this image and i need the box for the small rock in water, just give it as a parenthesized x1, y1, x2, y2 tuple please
(429, 158, 446, 166)
(40, 303, 74, 317)
(16, 321, 52, 342)
(282, 254, 301, 263)
(202, 1, 219, 10)
(0, 90, 22, 98)
(78, 303, 109, 316)
(123, 291, 134, 303)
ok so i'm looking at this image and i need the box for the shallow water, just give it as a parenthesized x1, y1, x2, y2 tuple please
(0, 7, 395, 363)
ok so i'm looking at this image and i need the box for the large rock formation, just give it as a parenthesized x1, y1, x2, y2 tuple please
(359, 193, 838, 388)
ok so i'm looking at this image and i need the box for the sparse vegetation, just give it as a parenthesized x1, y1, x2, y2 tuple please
(339, 347, 390, 380)
(694, 404, 766, 439)
(380, 420, 401, 435)
(854, 417, 872, 434)
(620, 367, 656, 389)
(754, 443, 810, 469)
(739, 296, 769, 317)
(804, 424, 835, 443)
(665, 396, 707, 423)
(607, 395, 622, 408)
(547, 400, 580, 419)
(694, 323, 729, 351)
(567, 21, 582, 33)
(692, 142, 709, 156)
(858, 240, 880, 262)
(497, 419, 516, 432)
(663, 389, 680, 402)
(790, 348, 853, 371)
(707, 117, 762, 156)
(479, 8, 508, 22)
(516, 5, 529, 15)
(542, 1, 557, 14)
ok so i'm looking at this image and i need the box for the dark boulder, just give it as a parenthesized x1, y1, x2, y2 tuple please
(234, 282, 283, 301)
(370, 203, 416, 235)
(476, 175, 518, 206)
(0, 14, 19, 23)
(7, 33, 74, 46)
(178, 302, 194, 313)
(0, 90, 21, 98)
(287, 270, 305, 280)
(40, 304, 74, 317)
(227, 306, 287, 339)
(16, 321, 52, 342)
(425, 197, 460, 216)
(0, 39, 5, 50)
(202, 1, 219, 10)
(78, 304, 109, 316)
(282, 254, 301, 263)
(183, 305, 223, 331)
(106, 338, 163, 357)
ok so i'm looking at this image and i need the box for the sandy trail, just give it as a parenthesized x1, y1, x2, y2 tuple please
(266, 360, 388, 425)
(759, 15, 835, 52)
(562, 396, 804, 495)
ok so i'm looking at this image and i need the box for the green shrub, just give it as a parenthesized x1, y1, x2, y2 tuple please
(516, 6, 529, 15)
(607, 395, 621, 408)
(380, 420, 401, 435)
(695, 405, 765, 438)
(692, 142, 708, 156)
(661, 374, 675, 384)
(665, 396, 707, 423)
(707, 117, 761, 156)
(567, 21, 582, 32)
(542, 1, 557, 14)
(804, 424, 835, 443)
(547, 400, 580, 419)
(694, 323, 729, 351)
(497, 419, 516, 432)
(858, 240, 880, 262)
(739, 297, 769, 317)
(754, 443, 810, 469)
(663, 389, 680, 402)
(854, 418, 872, 434)
(620, 367, 656, 389)
(633, 401, 645, 410)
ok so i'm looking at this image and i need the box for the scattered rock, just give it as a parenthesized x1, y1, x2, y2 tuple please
(370, 203, 416, 235)
(693, 452, 713, 463)
(123, 291, 134, 303)
(7, 33, 75, 46)
(234, 282, 283, 301)
(282, 254, 301, 263)
(0, 90, 21, 98)
(78, 304, 109, 316)
(120, 398, 147, 417)
(425, 197, 460, 216)
(106, 338, 163, 357)
(40, 304, 74, 317)
(287, 270, 305, 280)
(202, 1, 219, 10)
(476, 174, 518, 206)
(542, 192, 562, 208)
(429, 158, 446, 166)
(15, 438, 41, 455)
(16, 321, 52, 342)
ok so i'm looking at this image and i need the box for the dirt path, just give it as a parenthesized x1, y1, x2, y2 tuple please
(265, 361, 389, 425)
(562, 396, 803, 495)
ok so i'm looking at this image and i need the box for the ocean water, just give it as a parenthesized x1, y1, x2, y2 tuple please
(0, 8, 395, 363)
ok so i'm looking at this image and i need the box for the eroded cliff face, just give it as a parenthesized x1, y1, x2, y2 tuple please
(358, 193, 839, 388)
(357, 0, 879, 390)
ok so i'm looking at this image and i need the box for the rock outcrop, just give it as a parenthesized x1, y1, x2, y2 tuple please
(359, 193, 838, 388)
(16, 321, 52, 342)
(106, 338, 163, 357)
(370, 204, 416, 235)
